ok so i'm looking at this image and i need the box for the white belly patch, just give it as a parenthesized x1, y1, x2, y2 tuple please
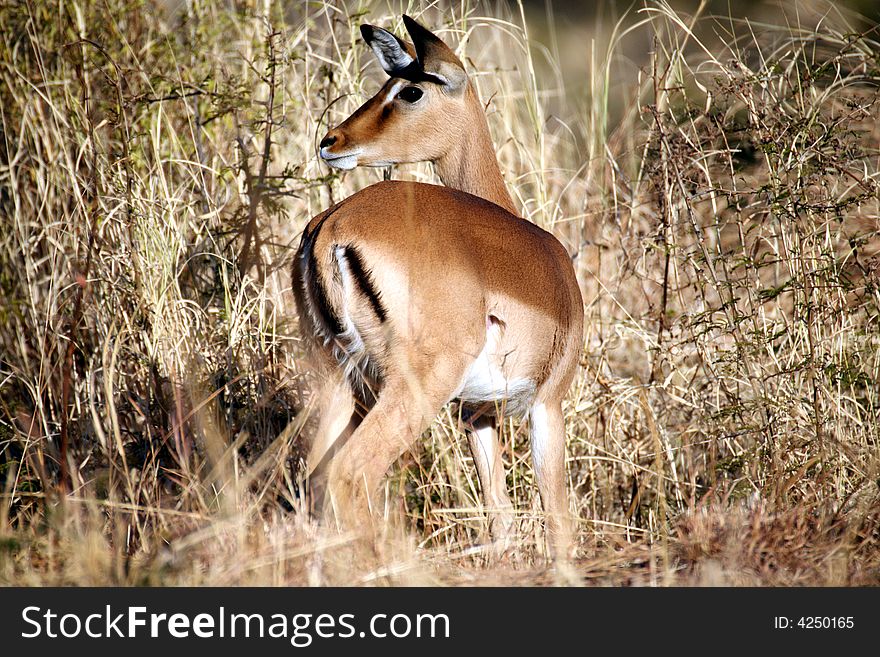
(454, 318, 535, 416)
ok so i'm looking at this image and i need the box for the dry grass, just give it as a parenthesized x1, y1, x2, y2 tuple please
(1, 0, 879, 586)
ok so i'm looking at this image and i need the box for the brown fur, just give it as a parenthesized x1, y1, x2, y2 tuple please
(294, 16, 583, 558)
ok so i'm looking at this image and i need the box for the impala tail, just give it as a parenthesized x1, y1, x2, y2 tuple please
(293, 203, 386, 408)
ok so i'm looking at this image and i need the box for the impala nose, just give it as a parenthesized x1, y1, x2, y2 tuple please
(319, 129, 358, 170)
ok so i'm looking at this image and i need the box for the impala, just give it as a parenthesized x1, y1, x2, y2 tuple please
(293, 15, 583, 559)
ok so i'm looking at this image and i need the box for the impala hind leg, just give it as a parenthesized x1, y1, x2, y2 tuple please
(529, 401, 573, 560)
(304, 373, 361, 512)
(306, 373, 359, 476)
(324, 376, 448, 530)
(466, 415, 515, 555)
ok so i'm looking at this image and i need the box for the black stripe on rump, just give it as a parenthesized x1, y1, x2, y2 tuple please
(299, 212, 344, 336)
(340, 245, 387, 323)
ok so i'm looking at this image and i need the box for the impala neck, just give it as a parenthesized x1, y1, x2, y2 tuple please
(433, 87, 518, 216)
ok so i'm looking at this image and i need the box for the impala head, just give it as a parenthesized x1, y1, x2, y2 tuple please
(319, 15, 475, 171)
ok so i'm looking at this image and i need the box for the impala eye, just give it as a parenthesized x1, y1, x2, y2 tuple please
(397, 86, 424, 103)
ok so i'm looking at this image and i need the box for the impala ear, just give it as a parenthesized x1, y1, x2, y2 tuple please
(402, 15, 467, 91)
(360, 24, 416, 77)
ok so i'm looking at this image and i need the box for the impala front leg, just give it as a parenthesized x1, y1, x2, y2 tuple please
(530, 400, 574, 561)
(466, 414, 515, 555)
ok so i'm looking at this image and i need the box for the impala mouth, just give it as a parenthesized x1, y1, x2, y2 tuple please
(321, 147, 361, 171)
